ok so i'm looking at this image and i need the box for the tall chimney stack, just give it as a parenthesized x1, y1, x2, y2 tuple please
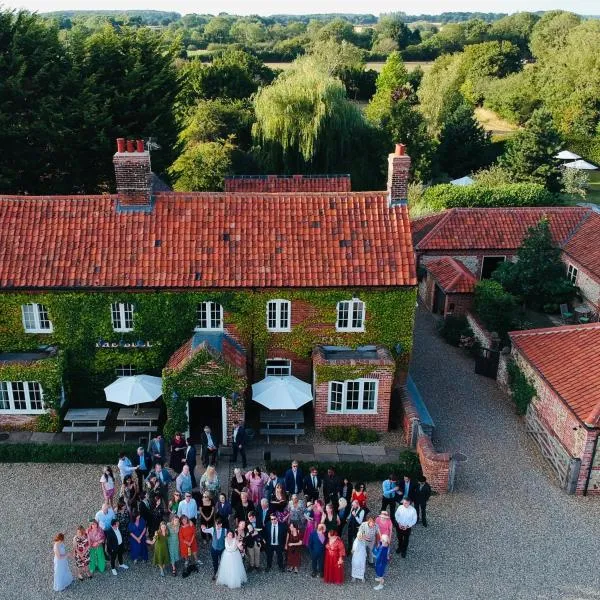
(113, 138, 152, 209)
(387, 143, 411, 206)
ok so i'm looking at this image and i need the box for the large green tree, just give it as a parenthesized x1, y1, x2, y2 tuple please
(499, 108, 562, 191)
(366, 51, 436, 180)
(492, 218, 576, 310)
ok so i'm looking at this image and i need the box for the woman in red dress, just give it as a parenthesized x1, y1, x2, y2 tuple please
(285, 523, 303, 573)
(178, 515, 199, 566)
(323, 529, 346, 584)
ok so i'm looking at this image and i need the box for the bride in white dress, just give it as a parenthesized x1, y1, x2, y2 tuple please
(216, 532, 248, 589)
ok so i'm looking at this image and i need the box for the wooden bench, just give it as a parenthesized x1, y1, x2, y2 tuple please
(260, 427, 305, 444)
(62, 425, 106, 442)
(115, 425, 158, 442)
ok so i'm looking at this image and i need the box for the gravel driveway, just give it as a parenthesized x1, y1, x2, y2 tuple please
(1, 307, 598, 599)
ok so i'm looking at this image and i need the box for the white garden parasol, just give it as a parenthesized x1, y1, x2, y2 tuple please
(104, 375, 163, 412)
(555, 150, 581, 161)
(563, 159, 598, 170)
(251, 376, 313, 410)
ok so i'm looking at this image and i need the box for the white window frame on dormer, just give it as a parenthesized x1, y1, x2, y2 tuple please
(336, 298, 365, 332)
(265, 358, 292, 377)
(327, 379, 378, 414)
(21, 303, 53, 333)
(111, 302, 134, 332)
(266, 300, 291, 332)
(566, 263, 578, 284)
(0, 381, 46, 414)
(196, 301, 224, 331)
(115, 365, 137, 378)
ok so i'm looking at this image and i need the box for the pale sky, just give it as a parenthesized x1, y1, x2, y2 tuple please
(3, 0, 600, 16)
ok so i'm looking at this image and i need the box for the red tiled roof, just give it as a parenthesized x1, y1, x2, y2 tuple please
(510, 324, 600, 427)
(410, 212, 447, 245)
(416, 207, 591, 251)
(562, 212, 600, 280)
(0, 191, 416, 289)
(224, 175, 351, 193)
(425, 257, 476, 293)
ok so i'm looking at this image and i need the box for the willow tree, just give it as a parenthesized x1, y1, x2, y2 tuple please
(252, 57, 385, 188)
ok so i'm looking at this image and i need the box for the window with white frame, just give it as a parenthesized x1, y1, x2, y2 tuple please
(111, 302, 134, 332)
(21, 303, 53, 333)
(265, 358, 292, 377)
(567, 264, 578, 284)
(327, 379, 378, 413)
(266, 300, 291, 332)
(0, 381, 45, 413)
(336, 299, 365, 332)
(115, 365, 137, 378)
(196, 302, 223, 330)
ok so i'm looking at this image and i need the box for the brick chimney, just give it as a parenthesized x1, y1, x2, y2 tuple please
(387, 143, 411, 206)
(113, 138, 153, 209)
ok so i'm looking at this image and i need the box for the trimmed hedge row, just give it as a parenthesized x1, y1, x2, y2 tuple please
(0, 442, 138, 464)
(266, 450, 421, 483)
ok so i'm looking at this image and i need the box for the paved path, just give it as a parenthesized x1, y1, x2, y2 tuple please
(408, 306, 600, 599)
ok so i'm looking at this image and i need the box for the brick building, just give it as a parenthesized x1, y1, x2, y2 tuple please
(0, 140, 417, 439)
(508, 324, 600, 495)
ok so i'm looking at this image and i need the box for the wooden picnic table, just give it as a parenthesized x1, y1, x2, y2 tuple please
(63, 408, 109, 442)
(260, 410, 305, 443)
(116, 407, 160, 442)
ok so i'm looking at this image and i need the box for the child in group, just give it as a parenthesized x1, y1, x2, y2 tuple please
(373, 534, 391, 591)
(351, 530, 367, 582)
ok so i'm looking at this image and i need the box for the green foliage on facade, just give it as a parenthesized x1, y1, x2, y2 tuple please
(315, 364, 383, 385)
(507, 360, 536, 415)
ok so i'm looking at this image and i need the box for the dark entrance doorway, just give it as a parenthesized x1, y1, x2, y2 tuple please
(481, 256, 505, 279)
(188, 396, 223, 444)
(433, 285, 446, 315)
(474, 347, 500, 379)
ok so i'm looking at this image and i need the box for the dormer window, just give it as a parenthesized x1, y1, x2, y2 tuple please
(267, 300, 291, 332)
(336, 298, 365, 332)
(196, 302, 224, 330)
(21, 303, 53, 333)
(111, 302, 134, 332)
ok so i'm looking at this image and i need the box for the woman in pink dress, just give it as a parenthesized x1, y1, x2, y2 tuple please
(303, 499, 324, 546)
(376, 511, 393, 545)
(245, 467, 269, 505)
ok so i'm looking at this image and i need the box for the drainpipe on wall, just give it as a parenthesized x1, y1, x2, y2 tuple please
(583, 430, 599, 496)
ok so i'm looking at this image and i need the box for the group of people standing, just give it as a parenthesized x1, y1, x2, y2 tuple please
(52, 429, 432, 593)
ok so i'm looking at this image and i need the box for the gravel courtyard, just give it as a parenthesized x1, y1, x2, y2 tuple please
(1, 307, 599, 599)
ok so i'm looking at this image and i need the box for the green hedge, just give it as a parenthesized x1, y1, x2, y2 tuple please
(422, 182, 558, 210)
(0, 442, 138, 464)
(266, 450, 421, 482)
(324, 426, 380, 444)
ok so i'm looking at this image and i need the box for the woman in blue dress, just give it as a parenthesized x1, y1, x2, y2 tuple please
(373, 534, 390, 591)
(128, 512, 149, 563)
(53, 533, 74, 592)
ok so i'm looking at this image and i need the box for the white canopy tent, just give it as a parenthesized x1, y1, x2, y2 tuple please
(251, 376, 313, 410)
(555, 150, 582, 161)
(450, 176, 475, 186)
(563, 159, 598, 171)
(104, 375, 163, 408)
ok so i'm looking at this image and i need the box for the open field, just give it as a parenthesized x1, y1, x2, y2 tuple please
(263, 60, 433, 73)
(474, 107, 519, 136)
(587, 171, 600, 205)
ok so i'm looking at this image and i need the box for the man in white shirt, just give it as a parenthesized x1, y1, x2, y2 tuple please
(394, 498, 418, 557)
(95, 503, 116, 532)
(177, 492, 198, 523)
(117, 451, 137, 481)
(106, 518, 129, 575)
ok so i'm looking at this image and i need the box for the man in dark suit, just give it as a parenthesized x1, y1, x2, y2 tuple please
(413, 475, 432, 527)
(303, 465, 322, 502)
(132, 446, 152, 491)
(183, 438, 197, 488)
(106, 519, 128, 575)
(147, 434, 166, 466)
(284, 460, 304, 496)
(400, 474, 417, 503)
(200, 425, 218, 467)
(231, 419, 247, 468)
(256, 498, 271, 530)
(263, 515, 287, 572)
(322, 466, 341, 506)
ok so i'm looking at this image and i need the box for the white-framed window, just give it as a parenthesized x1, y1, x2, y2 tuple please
(327, 379, 378, 414)
(196, 302, 223, 330)
(115, 365, 137, 378)
(336, 299, 365, 332)
(111, 302, 134, 332)
(21, 303, 53, 333)
(567, 264, 578, 284)
(0, 381, 45, 413)
(267, 300, 291, 332)
(265, 358, 292, 377)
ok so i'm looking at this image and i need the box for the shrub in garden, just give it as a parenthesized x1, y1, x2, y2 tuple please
(324, 426, 381, 445)
(473, 279, 518, 341)
(438, 315, 473, 347)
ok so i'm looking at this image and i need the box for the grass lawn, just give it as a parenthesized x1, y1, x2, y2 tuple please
(587, 170, 600, 205)
(475, 107, 519, 136)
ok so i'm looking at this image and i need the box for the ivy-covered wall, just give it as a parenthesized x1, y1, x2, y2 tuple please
(0, 287, 416, 425)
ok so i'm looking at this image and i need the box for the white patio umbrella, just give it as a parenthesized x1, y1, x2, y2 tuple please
(104, 375, 163, 412)
(251, 376, 313, 410)
(555, 150, 581, 160)
(450, 176, 474, 186)
(563, 159, 598, 170)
